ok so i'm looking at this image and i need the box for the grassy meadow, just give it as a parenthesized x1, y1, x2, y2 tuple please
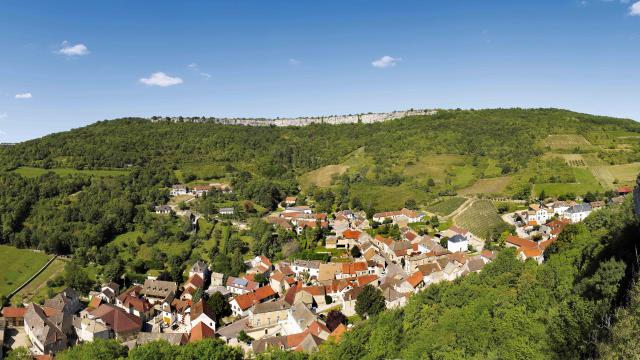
(0, 245, 52, 298)
(13, 166, 129, 178)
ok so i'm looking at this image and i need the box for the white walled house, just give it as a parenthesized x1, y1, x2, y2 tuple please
(563, 203, 592, 223)
(447, 235, 468, 253)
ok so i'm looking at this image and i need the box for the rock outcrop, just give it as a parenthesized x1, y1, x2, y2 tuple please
(149, 109, 437, 127)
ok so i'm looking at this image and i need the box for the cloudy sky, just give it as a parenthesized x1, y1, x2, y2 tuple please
(1, 0, 639, 142)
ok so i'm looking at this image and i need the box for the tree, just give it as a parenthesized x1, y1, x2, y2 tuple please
(238, 330, 254, 344)
(57, 339, 128, 360)
(64, 262, 94, 294)
(253, 273, 268, 284)
(355, 285, 386, 318)
(404, 199, 417, 210)
(427, 178, 436, 187)
(350, 245, 362, 258)
(192, 288, 203, 303)
(538, 189, 546, 201)
(230, 248, 246, 276)
(326, 310, 347, 331)
(207, 291, 232, 320)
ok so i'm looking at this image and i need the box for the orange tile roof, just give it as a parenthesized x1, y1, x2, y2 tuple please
(189, 321, 215, 342)
(254, 285, 276, 300)
(87, 296, 102, 310)
(329, 323, 347, 340)
(341, 262, 368, 275)
(301, 286, 326, 296)
(308, 320, 330, 336)
(342, 230, 362, 240)
(406, 271, 424, 288)
(506, 235, 538, 248)
(519, 247, 543, 258)
(356, 274, 378, 287)
(186, 274, 204, 288)
(1, 307, 27, 318)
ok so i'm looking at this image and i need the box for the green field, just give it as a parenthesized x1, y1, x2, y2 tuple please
(454, 200, 511, 240)
(426, 197, 467, 216)
(459, 176, 512, 196)
(349, 183, 433, 212)
(533, 168, 603, 197)
(0, 245, 52, 297)
(14, 166, 130, 178)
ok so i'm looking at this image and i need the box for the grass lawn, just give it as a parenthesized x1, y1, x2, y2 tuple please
(426, 197, 467, 216)
(349, 183, 433, 212)
(533, 168, 603, 197)
(492, 201, 527, 213)
(403, 154, 467, 184)
(14, 166, 129, 178)
(454, 200, 511, 240)
(459, 177, 512, 196)
(0, 245, 52, 297)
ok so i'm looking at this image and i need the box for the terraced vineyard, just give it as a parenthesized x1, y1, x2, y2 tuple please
(454, 199, 512, 240)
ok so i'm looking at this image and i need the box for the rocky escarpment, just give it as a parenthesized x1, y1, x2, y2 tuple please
(149, 109, 437, 127)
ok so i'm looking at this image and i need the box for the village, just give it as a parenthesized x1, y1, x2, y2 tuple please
(0, 183, 633, 359)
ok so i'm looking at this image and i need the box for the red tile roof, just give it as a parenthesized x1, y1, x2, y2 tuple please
(506, 235, 538, 248)
(90, 304, 142, 334)
(341, 262, 368, 275)
(406, 271, 424, 288)
(356, 274, 378, 287)
(186, 274, 204, 289)
(1, 307, 27, 318)
(189, 321, 215, 343)
(342, 230, 362, 240)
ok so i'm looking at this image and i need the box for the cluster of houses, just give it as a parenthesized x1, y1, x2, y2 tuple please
(8, 190, 627, 358)
(265, 205, 329, 235)
(169, 183, 232, 197)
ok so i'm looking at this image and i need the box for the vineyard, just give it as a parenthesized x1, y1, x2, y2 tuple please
(543, 134, 593, 150)
(426, 196, 467, 216)
(454, 199, 512, 240)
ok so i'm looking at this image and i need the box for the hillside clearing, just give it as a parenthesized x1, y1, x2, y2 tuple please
(459, 176, 512, 195)
(0, 245, 52, 298)
(299, 164, 349, 189)
(543, 135, 593, 150)
(12, 258, 67, 304)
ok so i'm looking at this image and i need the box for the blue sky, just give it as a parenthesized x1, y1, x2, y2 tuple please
(1, 0, 639, 142)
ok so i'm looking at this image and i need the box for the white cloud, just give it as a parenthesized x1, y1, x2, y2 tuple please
(630, 1, 640, 15)
(188, 63, 198, 69)
(288, 58, 301, 66)
(139, 72, 183, 87)
(0, 113, 7, 119)
(15, 93, 32, 99)
(58, 41, 90, 56)
(199, 72, 212, 79)
(372, 55, 402, 68)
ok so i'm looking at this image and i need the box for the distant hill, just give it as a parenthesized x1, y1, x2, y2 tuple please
(2, 108, 639, 212)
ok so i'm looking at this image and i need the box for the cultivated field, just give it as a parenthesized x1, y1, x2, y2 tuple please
(543, 135, 593, 151)
(0, 245, 52, 298)
(13, 166, 129, 178)
(533, 168, 603, 197)
(543, 153, 587, 167)
(603, 163, 640, 186)
(454, 200, 511, 240)
(426, 197, 467, 216)
(459, 176, 512, 196)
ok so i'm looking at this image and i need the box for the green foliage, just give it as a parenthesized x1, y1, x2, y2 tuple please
(355, 285, 386, 318)
(57, 339, 128, 360)
(207, 291, 232, 320)
(350, 246, 361, 258)
(313, 201, 640, 359)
